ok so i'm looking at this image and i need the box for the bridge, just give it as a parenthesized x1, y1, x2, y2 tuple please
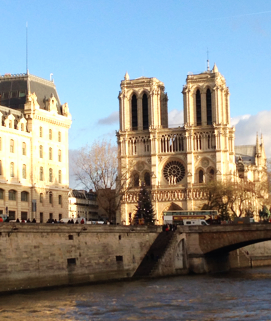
(181, 224, 271, 273)
(135, 224, 271, 276)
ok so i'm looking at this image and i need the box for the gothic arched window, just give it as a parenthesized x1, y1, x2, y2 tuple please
(144, 172, 151, 186)
(199, 170, 204, 183)
(196, 89, 201, 126)
(133, 172, 139, 187)
(206, 88, 212, 125)
(209, 168, 215, 181)
(131, 94, 138, 130)
(142, 93, 149, 130)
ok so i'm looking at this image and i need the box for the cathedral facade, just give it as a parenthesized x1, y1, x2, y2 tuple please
(116, 65, 267, 225)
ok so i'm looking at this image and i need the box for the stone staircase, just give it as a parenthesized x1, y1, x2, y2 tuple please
(133, 231, 175, 278)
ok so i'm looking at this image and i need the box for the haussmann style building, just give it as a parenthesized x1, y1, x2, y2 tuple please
(116, 64, 267, 225)
(0, 72, 72, 222)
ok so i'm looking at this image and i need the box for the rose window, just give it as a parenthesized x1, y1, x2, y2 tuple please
(163, 160, 185, 183)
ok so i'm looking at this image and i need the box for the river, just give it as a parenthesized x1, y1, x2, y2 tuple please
(0, 267, 271, 320)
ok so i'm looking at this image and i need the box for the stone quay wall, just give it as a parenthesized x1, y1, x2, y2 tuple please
(0, 223, 160, 293)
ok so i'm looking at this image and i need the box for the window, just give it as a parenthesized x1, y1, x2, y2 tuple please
(58, 131, 61, 142)
(22, 142, 26, 156)
(40, 193, 43, 203)
(40, 212, 43, 223)
(21, 191, 28, 202)
(21, 212, 27, 220)
(9, 190, 16, 201)
(209, 169, 215, 181)
(9, 120, 12, 128)
(49, 192, 53, 204)
(58, 170, 62, 184)
(142, 93, 149, 130)
(40, 167, 44, 181)
(10, 139, 14, 153)
(58, 195, 62, 205)
(49, 147, 52, 160)
(49, 168, 53, 182)
(10, 162, 14, 177)
(133, 172, 139, 187)
(199, 170, 204, 183)
(49, 129, 52, 140)
(206, 88, 212, 125)
(131, 94, 138, 130)
(49, 213, 53, 219)
(144, 172, 151, 186)
(21, 123, 24, 131)
(0, 160, 2, 176)
(0, 189, 4, 200)
(22, 164, 26, 179)
(39, 126, 43, 138)
(59, 213, 62, 221)
(39, 145, 43, 158)
(196, 89, 201, 126)
(58, 149, 61, 162)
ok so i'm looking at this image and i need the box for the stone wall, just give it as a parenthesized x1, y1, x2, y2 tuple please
(0, 223, 160, 293)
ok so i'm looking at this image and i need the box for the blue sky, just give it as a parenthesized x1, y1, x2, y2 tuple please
(2, 0, 271, 162)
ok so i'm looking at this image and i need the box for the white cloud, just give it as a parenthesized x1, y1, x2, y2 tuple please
(231, 114, 251, 126)
(168, 109, 184, 127)
(234, 110, 271, 157)
(97, 111, 119, 125)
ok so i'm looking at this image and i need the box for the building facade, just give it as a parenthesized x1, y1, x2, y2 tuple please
(116, 65, 267, 224)
(0, 72, 71, 222)
(68, 189, 99, 221)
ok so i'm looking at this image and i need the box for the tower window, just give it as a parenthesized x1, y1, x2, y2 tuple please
(142, 93, 149, 130)
(144, 172, 151, 186)
(49, 129, 52, 140)
(58, 131, 61, 142)
(133, 172, 139, 187)
(131, 94, 138, 130)
(206, 88, 212, 125)
(199, 170, 204, 183)
(39, 126, 43, 138)
(196, 90, 201, 126)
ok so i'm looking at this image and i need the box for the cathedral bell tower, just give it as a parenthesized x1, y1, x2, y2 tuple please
(182, 64, 230, 127)
(118, 72, 168, 132)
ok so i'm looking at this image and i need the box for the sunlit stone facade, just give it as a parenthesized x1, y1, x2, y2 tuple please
(116, 65, 266, 224)
(0, 73, 71, 222)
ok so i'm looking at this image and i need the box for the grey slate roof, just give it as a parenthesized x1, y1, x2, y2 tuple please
(0, 73, 62, 114)
(235, 145, 256, 165)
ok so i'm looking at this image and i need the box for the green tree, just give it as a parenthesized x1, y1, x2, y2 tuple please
(134, 185, 155, 225)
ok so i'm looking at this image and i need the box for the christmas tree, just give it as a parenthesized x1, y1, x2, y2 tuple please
(134, 185, 155, 225)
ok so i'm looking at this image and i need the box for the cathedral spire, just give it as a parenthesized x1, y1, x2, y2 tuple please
(212, 63, 218, 73)
(124, 71, 130, 80)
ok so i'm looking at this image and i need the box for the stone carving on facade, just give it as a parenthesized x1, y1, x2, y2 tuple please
(201, 158, 210, 168)
(136, 161, 145, 172)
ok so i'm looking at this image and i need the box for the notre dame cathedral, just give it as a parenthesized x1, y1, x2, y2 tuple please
(116, 64, 266, 225)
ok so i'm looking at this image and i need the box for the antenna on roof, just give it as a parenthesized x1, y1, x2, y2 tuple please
(207, 48, 210, 71)
(26, 22, 29, 75)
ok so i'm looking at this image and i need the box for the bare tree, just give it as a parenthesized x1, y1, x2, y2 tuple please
(72, 139, 128, 222)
